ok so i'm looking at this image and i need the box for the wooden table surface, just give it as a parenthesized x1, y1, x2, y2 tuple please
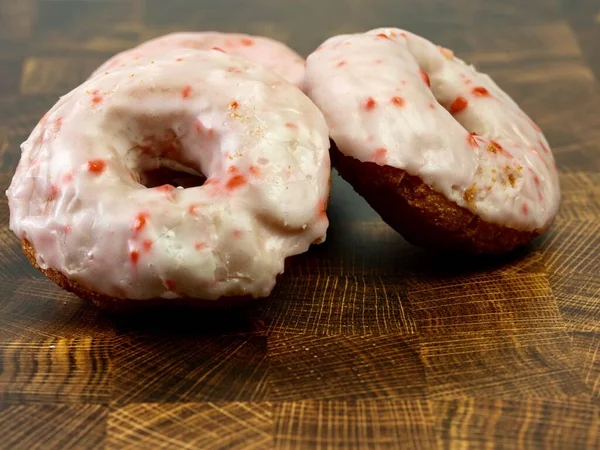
(1, 0, 599, 448)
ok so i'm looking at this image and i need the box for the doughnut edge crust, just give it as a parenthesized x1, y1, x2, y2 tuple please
(331, 143, 545, 254)
(20, 239, 254, 311)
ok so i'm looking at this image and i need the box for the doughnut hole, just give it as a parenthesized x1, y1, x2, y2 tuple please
(141, 166, 206, 189)
(107, 107, 217, 190)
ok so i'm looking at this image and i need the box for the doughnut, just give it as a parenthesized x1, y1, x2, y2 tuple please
(304, 28, 560, 254)
(6, 48, 331, 308)
(91, 32, 306, 88)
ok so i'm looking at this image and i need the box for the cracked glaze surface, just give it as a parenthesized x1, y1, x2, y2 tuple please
(304, 28, 560, 231)
(7, 49, 330, 300)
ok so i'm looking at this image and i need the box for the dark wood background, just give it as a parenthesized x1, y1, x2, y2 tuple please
(1, 0, 599, 448)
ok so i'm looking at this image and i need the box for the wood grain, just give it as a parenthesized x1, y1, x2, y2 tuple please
(111, 334, 269, 405)
(274, 400, 436, 449)
(0, 338, 112, 405)
(268, 334, 425, 401)
(108, 402, 272, 450)
(432, 397, 600, 449)
(420, 330, 588, 399)
(1, 0, 599, 448)
(571, 331, 600, 404)
(0, 404, 107, 450)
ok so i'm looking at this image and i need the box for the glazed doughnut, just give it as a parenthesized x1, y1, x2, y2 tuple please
(91, 32, 306, 88)
(6, 48, 331, 307)
(304, 28, 560, 253)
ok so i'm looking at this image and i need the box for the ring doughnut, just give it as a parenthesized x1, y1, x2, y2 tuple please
(91, 32, 306, 88)
(304, 28, 560, 253)
(7, 48, 331, 307)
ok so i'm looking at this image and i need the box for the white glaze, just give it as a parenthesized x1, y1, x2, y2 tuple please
(7, 49, 330, 301)
(304, 28, 560, 231)
(91, 32, 306, 88)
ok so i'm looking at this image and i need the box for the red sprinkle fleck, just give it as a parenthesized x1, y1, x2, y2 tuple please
(156, 185, 175, 200)
(133, 212, 149, 233)
(390, 96, 405, 108)
(376, 33, 390, 40)
(317, 199, 327, 219)
(336, 60, 347, 68)
(373, 147, 388, 165)
(195, 120, 204, 133)
(533, 174, 540, 185)
(468, 134, 478, 148)
(285, 122, 298, 129)
(142, 240, 153, 251)
(232, 230, 243, 239)
(428, 103, 436, 110)
(212, 47, 226, 53)
(182, 85, 193, 99)
(539, 140, 550, 153)
(522, 204, 529, 216)
(48, 184, 59, 201)
(188, 204, 200, 215)
(165, 279, 176, 290)
(241, 38, 254, 46)
(54, 118, 63, 132)
(87, 160, 106, 174)
(92, 94, 103, 105)
(420, 70, 431, 87)
(249, 165, 260, 176)
(226, 175, 247, 190)
(227, 67, 242, 74)
(64, 224, 72, 233)
(529, 119, 542, 133)
(228, 166, 239, 174)
(375, 59, 384, 64)
(450, 97, 468, 114)
(472, 86, 490, 97)
(130, 250, 140, 265)
(194, 241, 206, 251)
(176, 58, 184, 62)
(230, 100, 239, 110)
(363, 97, 377, 111)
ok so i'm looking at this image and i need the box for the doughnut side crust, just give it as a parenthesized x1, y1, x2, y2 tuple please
(331, 143, 542, 254)
(21, 239, 254, 311)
